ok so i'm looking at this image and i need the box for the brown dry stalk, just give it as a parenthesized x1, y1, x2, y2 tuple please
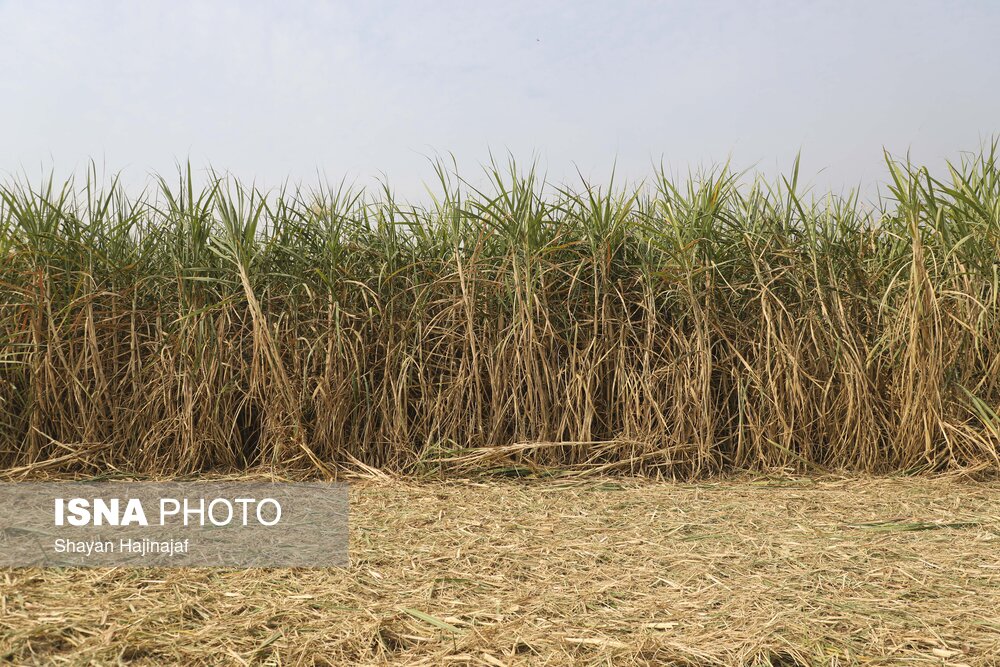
(1, 152, 999, 476)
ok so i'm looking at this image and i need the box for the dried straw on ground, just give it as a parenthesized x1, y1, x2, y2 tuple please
(3, 475, 999, 665)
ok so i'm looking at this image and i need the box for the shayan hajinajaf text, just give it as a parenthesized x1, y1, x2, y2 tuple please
(53, 538, 190, 557)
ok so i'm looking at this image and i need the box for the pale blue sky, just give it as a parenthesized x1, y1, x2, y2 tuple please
(1, 0, 998, 199)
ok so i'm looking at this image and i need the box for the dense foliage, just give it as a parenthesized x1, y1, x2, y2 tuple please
(2, 150, 999, 475)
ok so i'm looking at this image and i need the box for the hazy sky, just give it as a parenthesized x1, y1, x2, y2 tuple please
(2, 0, 998, 200)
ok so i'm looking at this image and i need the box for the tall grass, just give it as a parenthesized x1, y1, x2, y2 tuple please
(2, 149, 999, 476)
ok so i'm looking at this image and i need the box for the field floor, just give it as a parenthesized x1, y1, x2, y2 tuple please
(2, 475, 1000, 666)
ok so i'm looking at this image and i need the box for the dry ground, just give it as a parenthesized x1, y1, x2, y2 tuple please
(2, 475, 1000, 666)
